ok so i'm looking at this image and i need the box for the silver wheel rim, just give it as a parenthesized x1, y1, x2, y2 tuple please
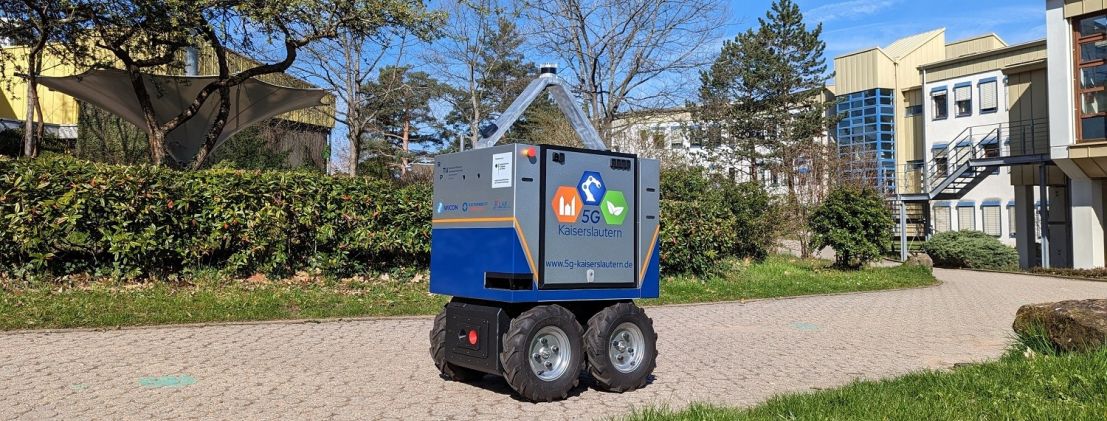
(609, 322, 645, 373)
(529, 326, 572, 381)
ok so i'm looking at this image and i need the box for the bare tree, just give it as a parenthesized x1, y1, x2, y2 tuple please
(427, 0, 532, 149)
(85, 0, 441, 168)
(0, 0, 90, 158)
(527, 0, 726, 141)
(297, 31, 414, 175)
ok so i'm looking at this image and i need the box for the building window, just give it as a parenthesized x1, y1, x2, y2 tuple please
(979, 78, 998, 113)
(652, 128, 667, 149)
(958, 205, 975, 231)
(1008, 204, 1017, 238)
(933, 206, 951, 233)
(1075, 13, 1107, 142)
(931, 89, 948, 120)
(954, 83, 972, 117)
(835, 88, 896, 194)
(982, 205, 1001, 237)
(905, 104, 923, 116)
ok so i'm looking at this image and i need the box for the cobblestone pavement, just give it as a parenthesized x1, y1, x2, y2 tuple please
(4, 269, 1107, 420)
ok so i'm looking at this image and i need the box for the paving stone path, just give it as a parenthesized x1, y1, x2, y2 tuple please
(3, 269, 1107, 420)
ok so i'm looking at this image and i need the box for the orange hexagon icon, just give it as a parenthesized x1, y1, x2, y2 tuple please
(551, 186, 582, 223)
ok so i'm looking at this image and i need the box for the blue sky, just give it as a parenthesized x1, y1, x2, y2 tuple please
(726, 0, 1046, 63)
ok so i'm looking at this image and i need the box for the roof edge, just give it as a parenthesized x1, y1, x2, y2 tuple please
(918, 38, 1047, 71)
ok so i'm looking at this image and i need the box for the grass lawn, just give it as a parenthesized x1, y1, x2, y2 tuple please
(645, 255, 936, 305)
(0, 275, 447, 330)
(624, 347, 1107, 421)
(0, 255, 936, 330)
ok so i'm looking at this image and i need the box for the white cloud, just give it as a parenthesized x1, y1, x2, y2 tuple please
(805, 0, 901, 23)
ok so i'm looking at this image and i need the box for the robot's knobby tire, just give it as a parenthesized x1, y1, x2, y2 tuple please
(430, 309, 484, 382)
(584, 302, 657, 392)
(499, 304, 584, 402)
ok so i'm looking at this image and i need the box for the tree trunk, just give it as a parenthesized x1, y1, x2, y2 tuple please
(401, 117, 410, 176)
(34, 91, 47, 148)
(22, 78, 38, 157)
(149, 129, 167, 165)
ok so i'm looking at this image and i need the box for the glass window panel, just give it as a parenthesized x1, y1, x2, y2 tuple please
(933, 94, 948, 119)
(982, 206, 1001, 237)
(1082, 91, 1107, 114)
(1081, 41, 1107, 63)
(1082, 116, 1107, 140)
(880, 115, 894, 123)
(1082, 64, 1107, 89)
(1080, 14, 1107, 37)
(956, 99, 972, 116)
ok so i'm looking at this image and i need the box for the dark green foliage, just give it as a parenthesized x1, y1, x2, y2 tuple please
(659, 167, 775, 274)
(0, 129, 20, 157)
(922, 230, 1019, 270)
(206, 126, 291, 170)
(0, 156, 430, 279)
(809, 186, 892, 268)
(659, 199, 737, 275)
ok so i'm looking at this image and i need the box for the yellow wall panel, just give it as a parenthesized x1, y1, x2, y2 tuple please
(924, 41, 1046, 83)
(1065, 0, 1107, 17)
(945, 35, 1006, 58)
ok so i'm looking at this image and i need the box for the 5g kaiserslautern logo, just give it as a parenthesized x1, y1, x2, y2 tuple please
(600, 190, 628, 225)
(577, 171, 606, 206)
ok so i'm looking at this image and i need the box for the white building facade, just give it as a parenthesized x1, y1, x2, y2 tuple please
(922, 68, 1021, 245)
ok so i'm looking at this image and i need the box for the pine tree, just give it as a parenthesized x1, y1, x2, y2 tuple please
(692, 0, 832, 186)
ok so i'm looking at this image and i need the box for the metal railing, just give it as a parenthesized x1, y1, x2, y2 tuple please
(896, 118, 1049, 197)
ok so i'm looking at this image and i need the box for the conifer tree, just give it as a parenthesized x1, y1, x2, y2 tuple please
(693, 0, 832, 187)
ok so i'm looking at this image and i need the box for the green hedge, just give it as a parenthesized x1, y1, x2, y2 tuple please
(0, 157, 430, 279)
(922, 230, 1018, 270)
(0, 158, 772, 280)
(659, 167, 774, 273)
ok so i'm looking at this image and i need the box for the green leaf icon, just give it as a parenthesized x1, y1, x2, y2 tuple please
(600, 190, 628, 225)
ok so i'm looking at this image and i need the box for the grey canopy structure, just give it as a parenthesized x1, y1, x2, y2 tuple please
(38, 68, 327, 164)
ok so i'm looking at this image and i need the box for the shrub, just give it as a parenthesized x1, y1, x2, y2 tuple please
(0, 156, 430, 279)
(922, 230, 1018, 270)
(659, 197, 737, 275)
(808, 185, 892, 269)
(658, 166, 775, 273)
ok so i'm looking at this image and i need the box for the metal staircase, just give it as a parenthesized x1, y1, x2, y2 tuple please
(898, 118, 1049, 202)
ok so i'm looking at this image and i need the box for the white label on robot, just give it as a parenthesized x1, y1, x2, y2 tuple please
(491, 152, 512, 189)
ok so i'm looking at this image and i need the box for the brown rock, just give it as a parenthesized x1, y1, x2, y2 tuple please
(905, 253, 933, 269)
(1013, 299, 1107, 352)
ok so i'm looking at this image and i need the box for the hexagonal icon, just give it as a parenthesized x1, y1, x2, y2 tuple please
(576, 171, 606, 206)
(600, 190, 628, 225)
(551, 186, 582, 223)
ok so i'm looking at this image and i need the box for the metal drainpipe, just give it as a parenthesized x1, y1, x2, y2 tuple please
(1039, 163, 1050, 268)
(184, 45, 199, 77)
(899, 196, 908, 262)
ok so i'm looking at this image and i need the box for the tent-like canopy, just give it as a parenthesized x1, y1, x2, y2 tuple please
(39, 68, 326, 164)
